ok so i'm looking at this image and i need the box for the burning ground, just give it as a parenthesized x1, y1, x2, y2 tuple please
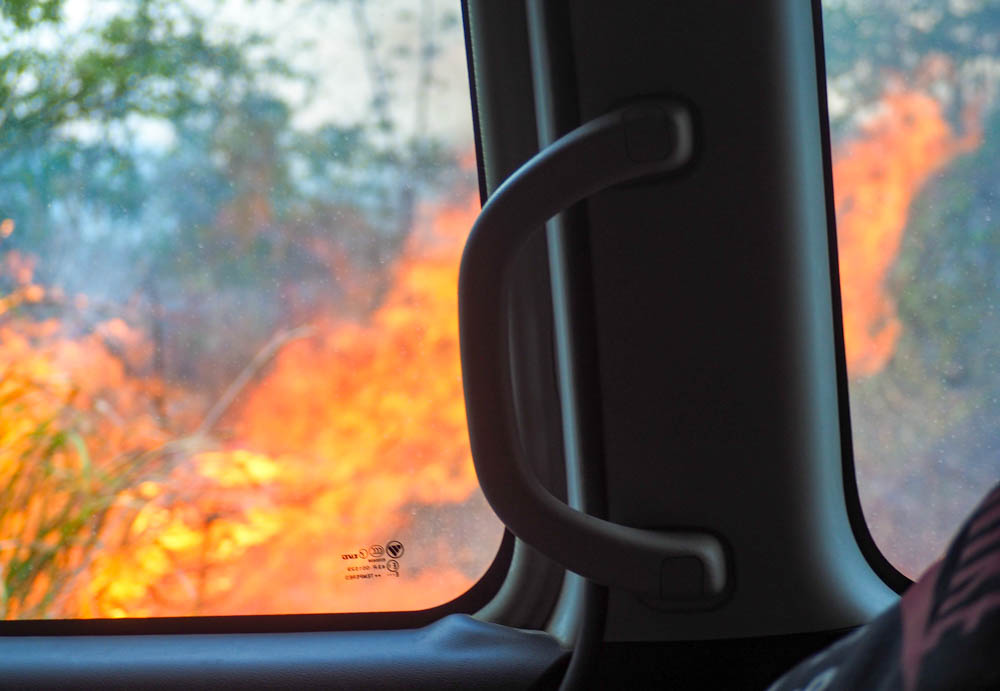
(0, 193, 503, 618)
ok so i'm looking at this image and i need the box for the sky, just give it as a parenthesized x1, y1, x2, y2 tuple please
(56, 0, 475, 149)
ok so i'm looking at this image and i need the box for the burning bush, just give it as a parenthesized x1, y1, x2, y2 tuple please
(0, 196, 502, 619)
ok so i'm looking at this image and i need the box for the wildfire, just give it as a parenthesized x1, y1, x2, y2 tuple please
(832, 88, 980, 377)
(0, 250, 185, 618)
(0, 84, 986, 618)
(0, 190, 503, 619)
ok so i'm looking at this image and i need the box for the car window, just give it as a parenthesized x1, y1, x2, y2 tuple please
(0, 0, 504, 619)
(822, 0, 1000, 579)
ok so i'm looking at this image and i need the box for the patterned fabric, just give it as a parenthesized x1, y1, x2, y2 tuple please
(768, 483, 1000, 691)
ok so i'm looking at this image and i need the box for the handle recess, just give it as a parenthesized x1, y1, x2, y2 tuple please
(459, 100, 729, 601)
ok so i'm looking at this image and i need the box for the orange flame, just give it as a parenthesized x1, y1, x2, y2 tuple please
(0, 185, 502, 619)
(833, 89, 980, 377)
(75, 194, 502, 617)
(0, 253, 190, 617)
(2, 87, 985, 617)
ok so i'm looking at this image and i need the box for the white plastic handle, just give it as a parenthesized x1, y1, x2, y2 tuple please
(459, 100, 729, 601)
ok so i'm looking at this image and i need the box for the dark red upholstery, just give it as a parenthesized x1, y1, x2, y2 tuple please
(769, 483, 1000, 690)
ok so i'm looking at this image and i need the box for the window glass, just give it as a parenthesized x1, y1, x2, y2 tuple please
(822, 0, 1000, 578)
(0, 0, 504, 619)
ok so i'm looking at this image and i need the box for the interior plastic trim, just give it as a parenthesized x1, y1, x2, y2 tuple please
(459, 100, 728, 601)
(0, 614, 568, 690)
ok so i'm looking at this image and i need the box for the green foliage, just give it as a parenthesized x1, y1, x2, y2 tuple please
(0, 393, 156, 619)
(0, 0, 457, 299)
(824, 1, 1000, 74)
(0, 0, 276, 259)
(823, 1, 1000, 135)
(0, 0, 61, 29)
(893, 108, 1000, 390)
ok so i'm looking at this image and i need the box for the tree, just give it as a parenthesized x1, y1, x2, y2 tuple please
(823, 0, 1000, 137)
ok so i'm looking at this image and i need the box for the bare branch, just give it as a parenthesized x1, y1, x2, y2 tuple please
(195, 324, 313, 436)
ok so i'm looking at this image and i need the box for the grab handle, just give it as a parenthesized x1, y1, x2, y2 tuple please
(459, 100, 729, 601)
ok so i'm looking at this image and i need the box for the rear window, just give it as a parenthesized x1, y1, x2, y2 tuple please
(821, 0, 1000, 578)
(0, 0, 503, 619)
